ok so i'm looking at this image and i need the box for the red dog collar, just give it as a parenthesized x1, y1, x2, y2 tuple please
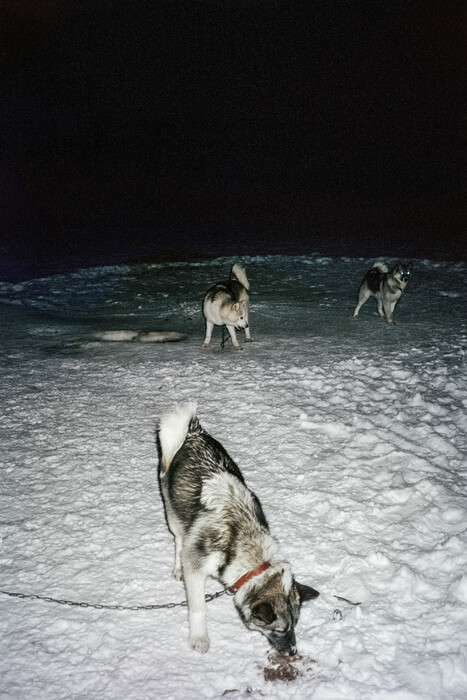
(229, 562, 271, 594)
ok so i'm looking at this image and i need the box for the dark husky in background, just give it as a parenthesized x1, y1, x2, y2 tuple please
(353, 261, 413, 325)
(157, 403, 319, 655)
(202, 263, 251, 350)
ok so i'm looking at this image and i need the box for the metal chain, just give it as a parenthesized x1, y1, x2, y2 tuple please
(0, 588, 228, 611)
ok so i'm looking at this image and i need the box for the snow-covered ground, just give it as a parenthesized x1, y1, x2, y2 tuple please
(1, 254, 466, 700)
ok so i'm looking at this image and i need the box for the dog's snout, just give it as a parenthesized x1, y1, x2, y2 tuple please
(277, 643, 297, 657)
(235, 319, 248, 330)
(270, 629, 297, 656)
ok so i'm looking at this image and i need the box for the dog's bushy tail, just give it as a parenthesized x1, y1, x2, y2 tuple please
(370, 262, 389, 273)
(231, 263, 249, 290)
(158, 402, 197, 471)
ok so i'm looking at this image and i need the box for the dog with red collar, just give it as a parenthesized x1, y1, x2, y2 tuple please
(157, 403, 319, 655)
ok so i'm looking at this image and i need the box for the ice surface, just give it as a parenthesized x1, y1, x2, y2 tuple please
(1, 255, 466, 699)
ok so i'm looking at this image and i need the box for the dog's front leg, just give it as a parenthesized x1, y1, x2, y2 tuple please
(244, 324, 252, 343)
(226, 325, 241, 350)
(202, 321, 214, 348)
(184, 568, 210, 653)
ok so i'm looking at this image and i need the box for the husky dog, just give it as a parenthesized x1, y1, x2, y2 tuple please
(202, 264, 251, 350)
(157, 403, 319, 655)
(353, 261, 413, 325)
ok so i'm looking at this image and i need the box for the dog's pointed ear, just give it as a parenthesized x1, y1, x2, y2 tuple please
(252, 602, 276, 625)
(295, 581, 319, 602)
(232, 302, 240, 311)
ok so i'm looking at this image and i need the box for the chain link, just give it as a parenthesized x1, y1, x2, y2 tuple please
(0, 588, 228, 611)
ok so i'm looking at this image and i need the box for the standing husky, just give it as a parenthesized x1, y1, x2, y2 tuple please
(353, 261, 413, 325)
(202, 264, 251, 350)
(157, 403, 319, 655)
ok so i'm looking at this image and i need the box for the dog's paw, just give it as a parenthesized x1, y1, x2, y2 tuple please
(234, 345, 243, 351)
(202, 342, 210, 349)
(173, 567, 183, 581)
(244, 338, 253, 343)
(190, 634, 210, 654)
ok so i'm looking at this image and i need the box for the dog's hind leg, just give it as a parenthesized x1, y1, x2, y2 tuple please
(162, 501, 185, 580)
(353, 287, 371, 318)
(377, 298, 385, 319)
(202, 321, 214, 348)
(171, 525, 184, 581)
(184, 567, 210, 653)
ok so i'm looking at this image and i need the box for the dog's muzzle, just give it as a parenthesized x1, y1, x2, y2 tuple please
(269, 629, 297, 657)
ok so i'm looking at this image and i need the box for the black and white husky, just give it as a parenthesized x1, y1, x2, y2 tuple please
(157, 403, 319, 655)
(353, 261, 413, 325)
(202, 264, 251, 350)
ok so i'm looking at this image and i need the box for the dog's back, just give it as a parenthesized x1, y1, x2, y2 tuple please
(204, 264, 249, 306)
(159, 402, 247, 490)
(158, 403, 268, 535)
(204, 279, 245, 306)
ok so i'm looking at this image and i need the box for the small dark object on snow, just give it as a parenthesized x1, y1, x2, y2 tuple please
(334, 595, 361, 606)
(260, 651, 317, 683)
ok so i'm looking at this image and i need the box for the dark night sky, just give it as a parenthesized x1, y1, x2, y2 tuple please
(1, 0, 466, 278)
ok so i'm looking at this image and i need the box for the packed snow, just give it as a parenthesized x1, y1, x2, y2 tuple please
(1, 254, 466, 700)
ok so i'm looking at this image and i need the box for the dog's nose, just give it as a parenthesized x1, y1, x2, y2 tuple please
(271, 630, 297, 656)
